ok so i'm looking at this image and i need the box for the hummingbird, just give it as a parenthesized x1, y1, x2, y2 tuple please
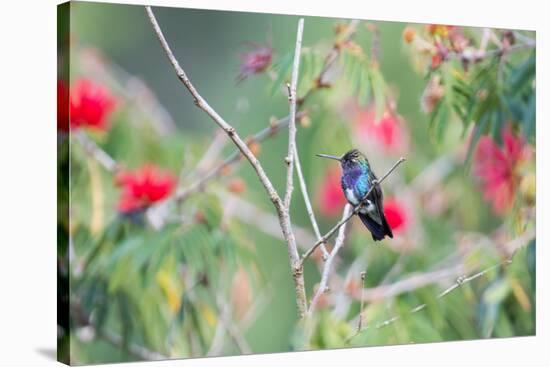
(317, 149, 393, 241)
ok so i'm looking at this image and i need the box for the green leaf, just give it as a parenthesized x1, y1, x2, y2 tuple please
(465, 113, 490, 165)
(269, 53, 293, 96)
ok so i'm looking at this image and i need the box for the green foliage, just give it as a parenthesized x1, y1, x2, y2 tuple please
(427, 49, 535, 160)
(340, 47, 388, 117)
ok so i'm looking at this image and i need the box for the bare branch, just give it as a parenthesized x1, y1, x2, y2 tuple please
(301, 157, 406, 264)
(350, 263, 465, 302)
(74, 130, 119, 173)
(170, 18, 360, 206)
(173, 113, 304, 204)
(279, 18, 308, 318)
(284, 19, 304, 209)
(293, 143, 330, 258)
(146, 7, 309, 318)
(357, 270, 367, 332)
(222, 192, 317, 250)
(345, 227, 535, 341)
(145, 6, 282, 210)
(308, 203, 353, 314)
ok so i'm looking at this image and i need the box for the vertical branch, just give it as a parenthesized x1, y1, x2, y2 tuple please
(357, 270, 367, 331)
(284, 19, 304, 209)
(282, 18, 308, 318)
(293, 143, 330, 258)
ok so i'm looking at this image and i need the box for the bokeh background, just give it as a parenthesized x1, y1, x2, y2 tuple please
(57, 1, 536, 364)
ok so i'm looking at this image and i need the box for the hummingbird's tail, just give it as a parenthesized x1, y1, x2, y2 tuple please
(358, 211, 393, 241)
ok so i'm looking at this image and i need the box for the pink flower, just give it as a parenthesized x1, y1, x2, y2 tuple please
(353, 104, 408, 154)
(473, 126, 531, 214)
(383, 198, 409, 233)
(317, 167, 347, 217)
(115, 165, 176, 213)
(236, 42, 272, 83)
(70, 78, 116, 131)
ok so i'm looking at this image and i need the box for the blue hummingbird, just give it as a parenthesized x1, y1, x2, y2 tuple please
(317, 149, 393, 241)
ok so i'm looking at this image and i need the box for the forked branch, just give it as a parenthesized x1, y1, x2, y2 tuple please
(146, 6, 308, 318)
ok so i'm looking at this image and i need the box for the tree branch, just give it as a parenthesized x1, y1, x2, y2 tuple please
(280, 18, 308, 318)
(146, 6, 281, 210)
(308, 203, 353, 314)
(146, 7, 308, 318)
(170, 18, 360, 206)
(301, 157, 406, 264)
(345, 227, 535, 341)
(293, 142, 330, 258)
(74, 130, 119, 173)
(173, 112, 304, 204)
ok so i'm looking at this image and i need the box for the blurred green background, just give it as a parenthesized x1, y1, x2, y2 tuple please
(59, 1, 535, 364)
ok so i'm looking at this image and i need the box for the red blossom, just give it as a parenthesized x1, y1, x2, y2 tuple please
(383, 198, 409, 233)
(473, 127, 531, 214)
(317, 167, 347, 217)
(237, 42, 273, 83)
(352, 104, 408, 154)
(115, 165, 176, 213)
(57, 80, 70, 132)
(70, 78, 116, 131)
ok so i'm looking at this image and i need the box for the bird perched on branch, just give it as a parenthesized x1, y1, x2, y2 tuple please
(317, 149, 393, 241)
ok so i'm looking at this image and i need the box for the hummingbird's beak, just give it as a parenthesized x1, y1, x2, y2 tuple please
(316, 153, 341, 161)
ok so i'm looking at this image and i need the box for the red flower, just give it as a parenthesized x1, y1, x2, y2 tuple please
(237, 42, 273, 83)
(57, 80, 70, 133)
(383, 198, 409, 233)
(115, 165, 176, 213)
(353, 104, 408, 154)
(70, 78, 116, 131)
(317, 167, 346, 217)
(473, 127, 531, 214)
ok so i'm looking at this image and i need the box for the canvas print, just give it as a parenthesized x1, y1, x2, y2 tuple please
(57, 1, 536, 365)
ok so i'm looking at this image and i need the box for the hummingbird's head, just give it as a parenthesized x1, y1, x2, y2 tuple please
(316, 149, 367, 171)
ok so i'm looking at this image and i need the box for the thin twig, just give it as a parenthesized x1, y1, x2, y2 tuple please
(221, 191, 317, 250)
(214, 294, 252, 354)
(173, 113, 304, 203)
(349, 263, 465, 302)
(74, 130, 119, 173)
(293, 143, 330, 258)
(146, 7, 308, 318)
(345, 228, 535, 341)
(146, 7, 280, 209)
(280, 18, 308, 318)
(171, 18, 360, 205)
(301, 157, 406, 265)
(284, 19, 304, 209)
(308, 203, 353, 314)
(357, 270, 367, 332)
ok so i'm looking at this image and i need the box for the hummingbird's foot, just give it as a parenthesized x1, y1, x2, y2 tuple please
(372, 179, 379, 186)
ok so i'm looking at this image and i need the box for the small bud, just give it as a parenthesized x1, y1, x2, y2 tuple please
(220, 164, 233, 176)
(299, 115, 312, 128)
(227, 178, 246, 194)
(421, 74, 445, 113)
(403, 27, 416, 44)
(248, 140, 261, 156)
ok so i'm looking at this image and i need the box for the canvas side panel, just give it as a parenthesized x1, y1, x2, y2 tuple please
(57, 2, 71, 365)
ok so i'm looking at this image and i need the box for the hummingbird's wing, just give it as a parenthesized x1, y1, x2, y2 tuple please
(357, 181, 393, 241)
